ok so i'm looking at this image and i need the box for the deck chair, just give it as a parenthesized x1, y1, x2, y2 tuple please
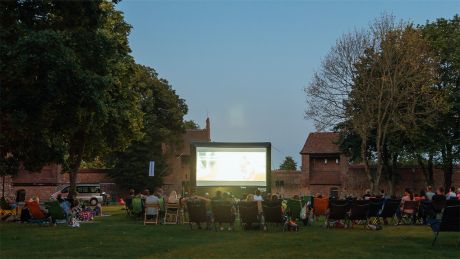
(187, 199, 209, 230)
(326, 200, 350, 228)
(45, 201, 66, 223)
(144, 203, 160, 225)
(212, 200, 235, 231)
(238, 201, 260, 230)
(164, 202, 180, 224)
(431, 203, 460, 246)
(368, 198, 383, 225)
(378, 199, 400, 224)
(399, 200, 420, 225)
(132, 197, 143, 217)
(0, 198, 16, 216)
(313, 198, 329, 219)
(286, 198, 302, 222)
(348, 200, 369, 228)
(262, 200, 286, 231)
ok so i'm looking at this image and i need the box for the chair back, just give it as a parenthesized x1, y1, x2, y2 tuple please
(262, 200, 284, 224)
(212, 201, 234, 224)
(313, 198, 328, 216)
(301, 196, 313, 207)
(348, 200, 369, 221)
(402, 200, 419, 214)
(132, 197, 143, 214)
(379, 199, 400, 218)
(187, 199, 208, 223)
(439, 205, 460, 232)
(328, 202, 350, 220)
(26, 201, 45, 219)
(238, 201, 259, 224)
(286, 199, 302, 221)
(368, 198, 383, 217)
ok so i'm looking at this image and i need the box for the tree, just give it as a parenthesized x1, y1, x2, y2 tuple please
(184, 120, 199, 130)
(279, 156, 297, 170)
(349, 16, 440, 193)
(305, 29, 370, 130)
(108, 65, 188, 192)
(0, 1, 143, 198)
(421, 15, 460, 191)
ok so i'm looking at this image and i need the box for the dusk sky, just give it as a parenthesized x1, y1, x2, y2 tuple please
(117, 0, 459, 169)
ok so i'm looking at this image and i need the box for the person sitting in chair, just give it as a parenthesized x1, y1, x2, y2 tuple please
(145, 189, 159, 220)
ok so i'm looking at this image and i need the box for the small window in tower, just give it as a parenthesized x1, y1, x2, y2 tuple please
(324, 158, 328, 164)
(336, 158, 339, 164)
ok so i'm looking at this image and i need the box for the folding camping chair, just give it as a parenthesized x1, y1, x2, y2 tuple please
(348, 200, 370, 228)
(313, 197, 329, 220)
(431, 201, 460, 246)
(238, 201, 260, 230)
(326, 200, 350, 228)
(399, 200, 420, 225)
(212, 200, 235, 231)
(144, 203, 160, 225)
(262, 200, 286, 231)
(379, 199, 400, 225)
(164, 202, 180, 224)
(187, 199, 210, 230)
(286, 198, 302, 222)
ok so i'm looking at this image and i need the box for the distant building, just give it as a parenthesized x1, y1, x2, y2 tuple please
(271, 132, 460, 198)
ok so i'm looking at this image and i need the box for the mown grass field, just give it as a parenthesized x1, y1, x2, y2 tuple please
(0, 205, 459, 258)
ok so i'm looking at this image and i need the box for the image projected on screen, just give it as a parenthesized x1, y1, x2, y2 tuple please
(196, 147, 267, 186)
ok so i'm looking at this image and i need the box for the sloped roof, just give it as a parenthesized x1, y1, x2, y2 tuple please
(300, 132, 341, 154)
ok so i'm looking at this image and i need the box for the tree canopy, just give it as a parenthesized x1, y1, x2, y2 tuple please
(279, 156, 297, 170)
(0, 1, 188, 197)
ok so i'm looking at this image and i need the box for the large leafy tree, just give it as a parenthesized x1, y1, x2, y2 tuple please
(108, 65, 188, 192)
(349, 21, 440, 193)
(0, 0, 143, 197)
(421, 15, 460, 191)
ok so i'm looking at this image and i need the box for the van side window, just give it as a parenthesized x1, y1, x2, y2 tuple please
(61, 187, 69, 193)
(89, 186, 99, 193)
(77, 186, 86, 193)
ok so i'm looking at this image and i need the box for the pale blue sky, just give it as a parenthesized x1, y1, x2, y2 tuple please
(117, 0, 459, 169)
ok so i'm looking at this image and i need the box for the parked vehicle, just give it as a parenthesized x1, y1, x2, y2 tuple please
(51, 184, 104, 206)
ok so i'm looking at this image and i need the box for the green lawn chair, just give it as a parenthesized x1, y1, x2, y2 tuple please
(286, 198, 302, 222)
(45, 201, 66, 223)
(132, 197, 143, 217)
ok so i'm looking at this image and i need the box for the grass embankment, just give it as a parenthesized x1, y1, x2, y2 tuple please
(0, 206, 458, 258)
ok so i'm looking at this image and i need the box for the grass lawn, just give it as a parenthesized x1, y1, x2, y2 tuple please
(0, 205, 459, 258)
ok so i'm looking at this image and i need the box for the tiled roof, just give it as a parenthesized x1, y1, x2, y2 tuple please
(300, 132, 341, 154)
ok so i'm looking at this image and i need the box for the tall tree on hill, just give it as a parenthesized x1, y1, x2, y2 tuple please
(279, 156, 297, 170)
(421, 15, 460, 191)
(0, 1, 143, 198)
(108, 65, 188, 192)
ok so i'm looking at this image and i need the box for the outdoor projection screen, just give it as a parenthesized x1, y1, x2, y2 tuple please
(191, 142, 271, 187)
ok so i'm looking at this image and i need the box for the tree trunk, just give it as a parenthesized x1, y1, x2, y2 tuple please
(442, 145, 453, 191)
(361, 137, 376, 194)
(417, 153, 434, 187)
(68, 131, 86, 200)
